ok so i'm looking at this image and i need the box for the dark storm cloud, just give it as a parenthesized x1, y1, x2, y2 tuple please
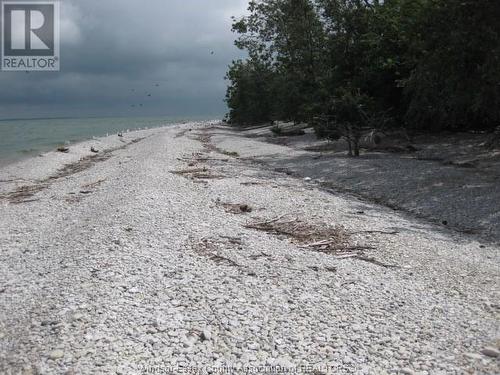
(0, 0, 248, 118)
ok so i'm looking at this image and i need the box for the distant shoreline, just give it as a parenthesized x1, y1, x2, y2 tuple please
(0, 121, 217, 191)
(0, 116, 220, 167)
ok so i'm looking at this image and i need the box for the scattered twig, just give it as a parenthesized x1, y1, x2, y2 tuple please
(351, 230, 399, 235)
(171, 167, 208, 175)
(334, 253, 359, 260)
(355, 255, 400, 268)
(249, 252, 271, 260)
(219, 235, 243, 245)
(81, 179, 106, 189)
(193, 237, 241, 267)
(240, 181, 267, 186)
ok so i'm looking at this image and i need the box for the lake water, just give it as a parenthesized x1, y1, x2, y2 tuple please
(0, 115, 215, 166)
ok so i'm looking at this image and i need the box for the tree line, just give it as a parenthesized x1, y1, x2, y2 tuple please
(225, 0, 500, 139)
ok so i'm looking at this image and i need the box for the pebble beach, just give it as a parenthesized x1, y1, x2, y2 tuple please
(0, 122, 498, 374)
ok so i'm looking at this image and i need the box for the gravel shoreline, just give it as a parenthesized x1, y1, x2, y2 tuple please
(210, 127, 500, 244)
(0, 122, 498, 374)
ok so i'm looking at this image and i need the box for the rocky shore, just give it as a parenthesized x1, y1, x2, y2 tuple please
(0, 122, 498, 374)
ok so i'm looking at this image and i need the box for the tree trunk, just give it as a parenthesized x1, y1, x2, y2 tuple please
(353, 137, 360, 157)
(347, 138, 353, 157)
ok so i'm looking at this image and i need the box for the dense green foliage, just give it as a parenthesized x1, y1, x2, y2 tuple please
(225, 0, 500, 133)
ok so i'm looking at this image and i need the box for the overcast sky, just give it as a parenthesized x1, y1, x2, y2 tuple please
(0, 0, 248, 119)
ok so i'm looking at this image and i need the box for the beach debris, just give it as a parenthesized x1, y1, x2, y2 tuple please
(245, 215, 350, 252)
(355, 255, 400, 269)
(304, 177, 312, 182)
(90, 146, 99, 153)
(81, 179, 106, 190)
(57, 146, 69, 153)
(220, 149, 239, 157)
(170, 167, 225, 180)
(171, 167, 208, 175)
(248, 252, 271, 260)
(118, 133, 123, 137)
(53, 154, 113, 179)
(3, 139, 144, 205)
(244, 215, 393, 267)
(64, 195, 82, 204)
(0, 184, 47, 204)
(240, 181, 267, 186)
(193, 237, 240, 267)
(274, 167, 294, 176)
(195, 130, 242, 158)
(217, 201, 253, 214)
(219, 235, 243, 245)
(350, 230, 399, 235)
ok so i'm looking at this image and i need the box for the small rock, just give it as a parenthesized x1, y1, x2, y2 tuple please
(464, 352, 483, 360)
(304, 177, 312, 182)
(238, 204, 252, 213)
(49, 350, 64, 360)
(351, 324, 363, 332)
(400, 368, 415, 375)
(41, 320, 58, 327)
(481, 347, 500, 358)
(200, 329, 212, 342)
(248, 342, 260, 351)
(72, 313, 84, 321)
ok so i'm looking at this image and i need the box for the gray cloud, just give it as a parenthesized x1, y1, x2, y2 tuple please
(0, 0, 248, 119)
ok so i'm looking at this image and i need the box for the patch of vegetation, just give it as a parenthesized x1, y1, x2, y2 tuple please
(220, 149, 240, 157)
(225, 0, 500, 153)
